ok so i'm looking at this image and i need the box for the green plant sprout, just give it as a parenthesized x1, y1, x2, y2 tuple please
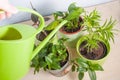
(45, 2, 84, 31)
(83, 9, 116, 52)
(71, 58, 104, 80)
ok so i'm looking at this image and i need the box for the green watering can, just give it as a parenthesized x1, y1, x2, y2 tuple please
(0, 7, 67, 80)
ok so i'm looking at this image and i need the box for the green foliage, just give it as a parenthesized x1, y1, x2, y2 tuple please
(71, 58, 104, 80)
(53, 2, 84, 30)
(83, 9, 116, 52)
(31, 37, 68, 74)
(44, 3, 85, 32)
(45, 20, 60, 31)
(83, 9, 101, 27)
(88, 69, 96, 80)
(78, 72, 84, 80)
(96, 17, 116, 42)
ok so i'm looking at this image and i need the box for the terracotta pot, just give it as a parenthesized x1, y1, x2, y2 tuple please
(58, 27, 84, 48)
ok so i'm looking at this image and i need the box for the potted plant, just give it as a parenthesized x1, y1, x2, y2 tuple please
(76, 9, 116, 64)
(47, 2, 84, 47)
(71, 58, 104, 80)
(31, 36, 71, 77)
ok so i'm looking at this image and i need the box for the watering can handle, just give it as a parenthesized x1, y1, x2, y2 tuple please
(17, 7, 45, 35)
(0, 7, 45, 35)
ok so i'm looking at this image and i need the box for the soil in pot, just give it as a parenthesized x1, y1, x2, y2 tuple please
(79, 41, 107, 60)
(60, 17, 83, 34)
(36, 30, 51, 41)
(60, 52, 69, 68)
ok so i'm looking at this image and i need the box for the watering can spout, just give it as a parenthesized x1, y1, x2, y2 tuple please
(31, 20, 68, 60)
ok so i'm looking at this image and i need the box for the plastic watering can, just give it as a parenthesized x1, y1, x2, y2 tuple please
(0, 7, 67, 80)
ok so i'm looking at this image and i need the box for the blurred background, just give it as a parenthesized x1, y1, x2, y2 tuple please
(0, 0, 114, 26)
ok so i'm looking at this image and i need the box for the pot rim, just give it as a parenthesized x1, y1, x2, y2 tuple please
(59, 26, 84, 35)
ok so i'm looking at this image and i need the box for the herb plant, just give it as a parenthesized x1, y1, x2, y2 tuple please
(83, 9, 116, 52)
(71, 58, 104, 80)
(55, 3, 84, 30)
(45, 2, 84, 31)
(74, 9, 116, 80)
(31, 37, 69, 73)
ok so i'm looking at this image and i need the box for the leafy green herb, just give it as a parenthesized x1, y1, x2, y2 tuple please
(88, 69, 96, 80)
(31, 37, 68, 74)
(83, 9, 116, 52)
(78, 72, 84, 80)
(71, 58, 104, 80)
(51, 2, 84, 31)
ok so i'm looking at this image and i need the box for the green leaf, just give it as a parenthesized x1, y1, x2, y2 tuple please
(78, 72, 84, 80)
(91, 64, 104, 71)
(75, 58, 89, 68)
(38, 49, 48, 58)
(54, 11, 64, 17)
(76, 58, 87, 63)
(51, 45, 57, 54)
(57, 50, 64, 55)
(53, 11, 64, 20)
(83, 9, 100, 28)
(39, 61, 47, 68)
(77, 67, 87, 72)
(45, 56, 52, 64)
(80, 62, 89, 68)
(65, 7, 84, 21)
(31, 55, 39, 67)
(51, 62, 61, 70)
(68, 2, 77, 12)
(88, 69, 96, 80)
(98, 17, 116, 42)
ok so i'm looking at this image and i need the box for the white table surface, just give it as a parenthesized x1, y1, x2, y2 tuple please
(21, 0, 120, 80)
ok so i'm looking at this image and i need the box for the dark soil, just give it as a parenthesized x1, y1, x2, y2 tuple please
(61, 17, 83, 33)
(62, 26, 81, 33)
(60, 51, 69, 67)
(79, 41, 107, 60)
(36, 30, 51, 41)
